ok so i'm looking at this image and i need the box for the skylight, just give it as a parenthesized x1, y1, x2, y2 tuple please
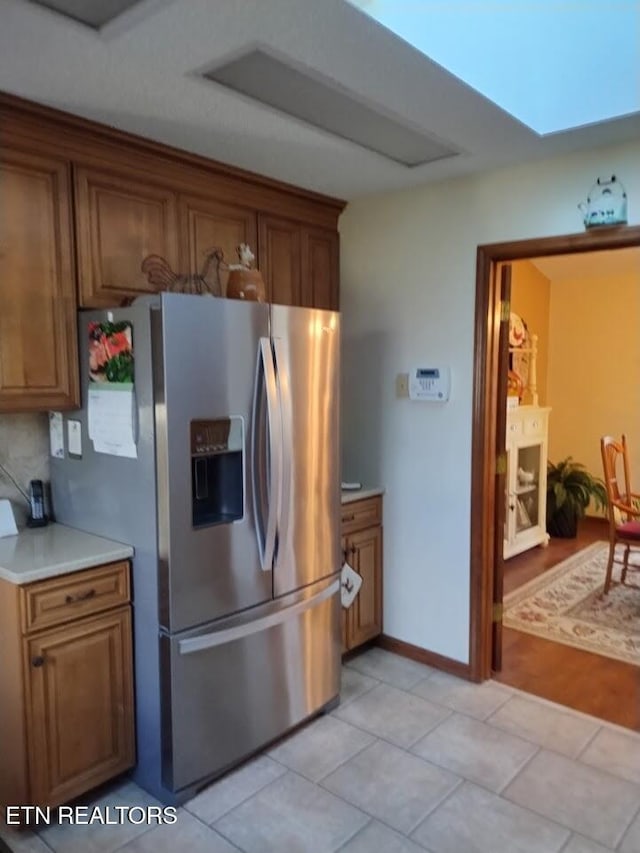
(348, 0, 640, 135)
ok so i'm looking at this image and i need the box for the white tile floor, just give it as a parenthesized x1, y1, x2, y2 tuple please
(2, 648, 640, 853)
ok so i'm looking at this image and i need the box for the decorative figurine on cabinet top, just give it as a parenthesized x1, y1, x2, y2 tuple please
(226, 244, 266, 302)
(141, 248, 224, 296)
(578, 175, 628, 229)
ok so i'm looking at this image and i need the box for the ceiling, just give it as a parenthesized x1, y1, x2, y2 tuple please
(2, 0, 639, 199)
(531, 248, 640, 282)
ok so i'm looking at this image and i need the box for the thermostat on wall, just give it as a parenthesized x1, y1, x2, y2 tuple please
(409, 366, 451, 402)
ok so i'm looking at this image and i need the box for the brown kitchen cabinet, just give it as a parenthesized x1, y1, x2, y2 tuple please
(179, 195, 258, 296)
(258, 214, 303, 306)
(0, 561, 135, 810)
(74, 165, 180, 307)
(301, 226, 339, 310)
(1, 93, 344, 412)
(259, 215, 339, 310)
(0, 147, 79, 412)
(341, 495, 383, 652)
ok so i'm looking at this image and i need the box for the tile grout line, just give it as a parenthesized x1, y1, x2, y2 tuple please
(335, 678, 381, 708)
(497, 754, 633, 851)
(495, 744, 542, 796)
(185, 760, 288, 828)
(270, 729, 378, 785)
(613, 798, 640, 852)
(405, 710, 455, 750)
(319, 768, 463, 847)
(491, 680, 640, 740)
(480, 711, 602, 761)
(326, 706, 453, 755)
(407, 775, 467, 839)
(573, 722, 604, 761)
(330, 817, 374, 853)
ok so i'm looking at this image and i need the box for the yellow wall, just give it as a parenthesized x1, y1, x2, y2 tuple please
(547, 272, 640, 513)
(510, 260, 551, 405)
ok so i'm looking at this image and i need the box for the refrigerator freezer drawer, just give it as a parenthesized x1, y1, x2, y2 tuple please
(161, 578, 340, 794)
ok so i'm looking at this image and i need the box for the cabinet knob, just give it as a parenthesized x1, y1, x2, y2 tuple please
(31, 656, 45, 668)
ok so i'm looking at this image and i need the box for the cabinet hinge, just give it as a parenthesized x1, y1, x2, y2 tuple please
(500, 300, 511, 322)
(496, 451, 507, 475)
(493, 602, 503, 623)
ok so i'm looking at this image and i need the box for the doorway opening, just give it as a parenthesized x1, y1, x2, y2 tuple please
(468, 226, 640, 727)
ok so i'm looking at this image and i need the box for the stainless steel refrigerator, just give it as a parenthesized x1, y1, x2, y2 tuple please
(51, 293, 341, 804)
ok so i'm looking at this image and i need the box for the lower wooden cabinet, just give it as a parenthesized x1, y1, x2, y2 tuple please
(0, 561, 135, 810)
(341, 495, 383, 652)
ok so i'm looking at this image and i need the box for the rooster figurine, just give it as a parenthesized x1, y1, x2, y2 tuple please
(141, 248, 225, 297)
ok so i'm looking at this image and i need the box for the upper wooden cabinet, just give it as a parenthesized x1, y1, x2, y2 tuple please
(0, 148, 79, 411)
(74, 166, 180, 307)
(258, 214, 302, 306)
(302, 226, 339, 310)
(1, 93, 344, 411)
(179, 195, 258, 297)
(258, 216, 339, 310)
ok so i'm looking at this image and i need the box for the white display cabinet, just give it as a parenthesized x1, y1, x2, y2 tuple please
(504, 405, 551, 559)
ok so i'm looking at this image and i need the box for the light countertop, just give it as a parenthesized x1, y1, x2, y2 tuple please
(0, 523, 134, 586)
(341, 486, 384, 504)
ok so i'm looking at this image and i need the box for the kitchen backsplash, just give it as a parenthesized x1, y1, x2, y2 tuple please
(0, 413, 49, 522)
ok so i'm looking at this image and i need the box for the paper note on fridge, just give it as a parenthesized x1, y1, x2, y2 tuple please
(88, 386, 137, 458)
(340, 562, 362, 609)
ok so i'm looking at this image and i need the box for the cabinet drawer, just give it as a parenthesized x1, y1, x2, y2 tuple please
(507, 419, 522, 439)
(523, 413, 547, 437)
(341, 497, 382, 534)
(21, 562, 130, 634)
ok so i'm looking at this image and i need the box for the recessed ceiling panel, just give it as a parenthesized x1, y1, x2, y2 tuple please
(30, 0, 143, 28)
(203, 49, 458, 167)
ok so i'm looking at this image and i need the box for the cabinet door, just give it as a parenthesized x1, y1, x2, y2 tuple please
(0, 148, 79, 411)
(179, 195, 257, 297)
(258, 214, 302, 306)
(25, 608, 134, 807)
(301, 227, 339, 310)
(75, 166, 179, 307)
(346, 526, 382, 649)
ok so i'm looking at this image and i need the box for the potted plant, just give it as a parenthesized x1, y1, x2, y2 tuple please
(546, 457, 607, 538)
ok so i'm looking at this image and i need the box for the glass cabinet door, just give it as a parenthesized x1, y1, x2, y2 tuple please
(514, 442, 543, 533)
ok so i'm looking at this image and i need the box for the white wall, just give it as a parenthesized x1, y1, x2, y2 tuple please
(340, 139, 640, 664)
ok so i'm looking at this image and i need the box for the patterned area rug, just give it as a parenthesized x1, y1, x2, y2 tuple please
(504, 541, 640, 666)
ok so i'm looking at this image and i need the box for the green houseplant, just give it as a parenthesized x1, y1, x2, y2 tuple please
(546, 457, 607, 538)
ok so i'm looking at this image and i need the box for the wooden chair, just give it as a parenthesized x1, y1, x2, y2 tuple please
(600, 435, 640, 594)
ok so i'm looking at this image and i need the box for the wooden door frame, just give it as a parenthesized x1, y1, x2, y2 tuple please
(469, 225, 640, 682)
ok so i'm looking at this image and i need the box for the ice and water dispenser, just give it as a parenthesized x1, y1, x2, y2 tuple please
(190, 418, 243, 528)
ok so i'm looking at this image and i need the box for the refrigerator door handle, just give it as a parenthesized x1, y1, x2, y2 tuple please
(178, 579, 339, 654)
(252, 337, 282, 572)
(272, 337, 293, 557)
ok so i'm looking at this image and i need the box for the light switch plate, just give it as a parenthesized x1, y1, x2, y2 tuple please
(396, 373, 409, 398)
(67, 420, 82, 457)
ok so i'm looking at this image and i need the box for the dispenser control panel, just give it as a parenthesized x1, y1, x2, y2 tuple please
(409, 366, 451, 402)
(191, 418, 243, 455)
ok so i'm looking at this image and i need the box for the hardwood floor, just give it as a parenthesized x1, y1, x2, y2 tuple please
(494, 518, 640, 732)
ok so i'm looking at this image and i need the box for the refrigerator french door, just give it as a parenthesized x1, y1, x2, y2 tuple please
(52, 293, 341, 802)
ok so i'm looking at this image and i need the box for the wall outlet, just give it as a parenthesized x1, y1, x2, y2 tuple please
(396, 373, 409, 398)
